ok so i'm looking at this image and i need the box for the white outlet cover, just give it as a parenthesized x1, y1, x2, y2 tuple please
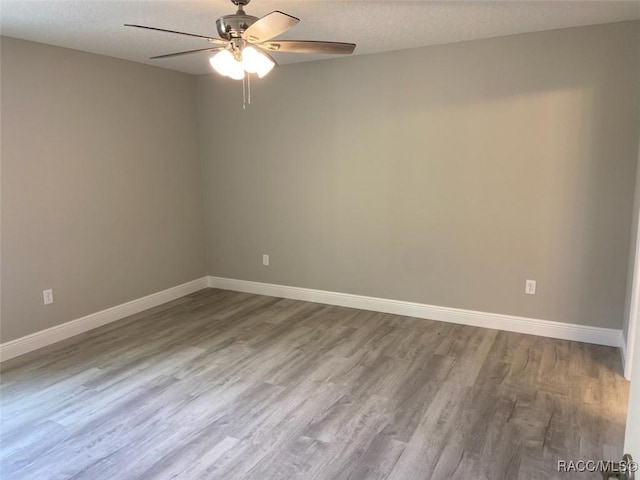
(43, 289, 54, 305)
(525, 280, 537, 295)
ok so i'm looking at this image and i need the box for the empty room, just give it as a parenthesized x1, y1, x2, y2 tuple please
(2, 1, 640, 479)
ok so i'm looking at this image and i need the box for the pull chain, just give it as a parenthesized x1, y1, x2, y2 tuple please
(241, 73, 252, 110)
(242, 74, 246, 110)
(247, 73, 251, 106)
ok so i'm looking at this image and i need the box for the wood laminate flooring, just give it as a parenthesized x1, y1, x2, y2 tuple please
(0, 288, 629, 480)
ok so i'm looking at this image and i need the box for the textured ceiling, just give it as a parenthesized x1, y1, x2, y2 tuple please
(2, 1, 639, 75)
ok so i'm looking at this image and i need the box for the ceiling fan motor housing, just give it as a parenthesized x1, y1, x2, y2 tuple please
(216, 12, 258, 39)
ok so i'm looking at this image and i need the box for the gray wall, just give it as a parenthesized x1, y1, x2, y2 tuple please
(2, 21, 638, 343)
(1, 37, 206, 342)
(624, 142, 640, 454)
(623, 134, 640, 347)
(198, 21, 640, 329)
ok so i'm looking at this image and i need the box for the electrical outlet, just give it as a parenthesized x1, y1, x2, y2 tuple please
(525, 280, 537, 295)
(43, 289, 54, 305)
(262, 254, 269, 266)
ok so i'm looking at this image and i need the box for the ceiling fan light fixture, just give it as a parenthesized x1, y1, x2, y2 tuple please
(210, 50, 245, 79)
(129, 0, 355, 86)
(242, 46, 275, 78)
(227, 63, 246, 80)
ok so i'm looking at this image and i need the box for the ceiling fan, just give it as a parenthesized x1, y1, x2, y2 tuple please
(125, 0, 356, 80)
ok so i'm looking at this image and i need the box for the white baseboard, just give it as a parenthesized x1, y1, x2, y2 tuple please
(1, 275, 624, 363)
(0, 277, 209, 362)
(208, 276, 624, 349)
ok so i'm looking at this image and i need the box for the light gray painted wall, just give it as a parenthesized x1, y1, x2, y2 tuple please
(623, 134, 640, 348)
(625, 142, 640, 455)
(1, 37, 206, 342)
(198, 21, 640, 329)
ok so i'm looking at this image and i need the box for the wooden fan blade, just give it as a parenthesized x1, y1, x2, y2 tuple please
(261, 40, 356, 55)
(124, 24, 227, 45)
(150, 47, 227, 60)
(241, 11, 299, 43)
